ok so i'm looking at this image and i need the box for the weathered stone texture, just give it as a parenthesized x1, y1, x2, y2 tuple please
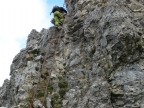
(0, 0, 144, 108)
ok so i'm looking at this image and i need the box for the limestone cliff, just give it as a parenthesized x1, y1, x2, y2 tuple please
(1, 0, 144, 108)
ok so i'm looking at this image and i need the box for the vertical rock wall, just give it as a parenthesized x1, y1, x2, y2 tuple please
(0, 0, 144, 108)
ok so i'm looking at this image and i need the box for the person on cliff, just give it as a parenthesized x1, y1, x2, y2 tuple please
(50, 6, 67, 28)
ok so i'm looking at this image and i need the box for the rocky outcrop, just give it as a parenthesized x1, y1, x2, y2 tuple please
(0, 0, 144, 108)
(0, 79, 10, 107)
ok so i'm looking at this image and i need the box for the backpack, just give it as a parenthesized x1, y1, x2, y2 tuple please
(51, 6, 67, 14)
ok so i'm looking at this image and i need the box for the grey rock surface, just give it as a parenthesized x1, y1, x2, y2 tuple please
(0, 79, 9, 107)
(0, 0, 144, 108)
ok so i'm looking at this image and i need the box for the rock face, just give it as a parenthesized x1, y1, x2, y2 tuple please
(0, 0, 144, 108)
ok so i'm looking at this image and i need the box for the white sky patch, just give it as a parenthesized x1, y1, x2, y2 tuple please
(0, 0, 52, 86)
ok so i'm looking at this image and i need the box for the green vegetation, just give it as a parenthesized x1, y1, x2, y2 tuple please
(51, 93, 62, 108)
(51, 76, 68, 108)
(58, 76, 68, 98)
(47, 85, 53, 93)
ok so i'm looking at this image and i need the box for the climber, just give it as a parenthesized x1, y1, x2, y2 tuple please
(50, 6, 67, 28)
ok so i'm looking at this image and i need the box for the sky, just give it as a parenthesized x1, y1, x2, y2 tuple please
(0, 0, 64, 86)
